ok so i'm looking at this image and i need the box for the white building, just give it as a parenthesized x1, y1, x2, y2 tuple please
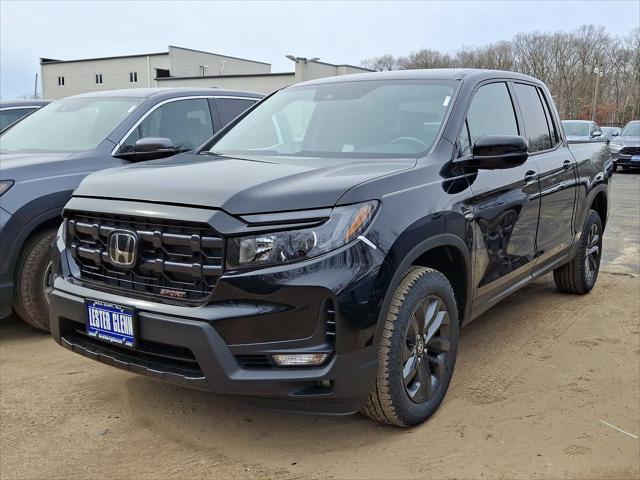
(41, 46, 371, 99)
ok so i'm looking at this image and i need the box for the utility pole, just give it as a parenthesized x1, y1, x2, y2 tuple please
(33, 73, 38, 99)
(591, 66, 603, 122)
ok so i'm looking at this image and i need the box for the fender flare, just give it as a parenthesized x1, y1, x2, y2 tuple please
(372, 233, 472, 349)
(586, 183, 608, 218)
(1, 191, 71, 277)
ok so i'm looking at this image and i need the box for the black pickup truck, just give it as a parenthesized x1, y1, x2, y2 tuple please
(49, 69, 611, 427)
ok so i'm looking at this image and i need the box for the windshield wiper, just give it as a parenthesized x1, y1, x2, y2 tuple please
(198, 151, 276, 164)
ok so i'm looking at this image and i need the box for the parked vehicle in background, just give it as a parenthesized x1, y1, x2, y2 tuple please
(561, 120, 607, 143)
(0, 88, 262, 330)
(600, 126, 621, 141)
(0, 99, 50, 132)
(609, 120, 640, 172)
(49, 69, 611, 427)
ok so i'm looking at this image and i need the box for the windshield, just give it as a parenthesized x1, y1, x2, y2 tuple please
(0, 97, 142, 153)
(209, 79, 457, 158)
(562, 121, 590, 136)
(620, 121, 639, 137)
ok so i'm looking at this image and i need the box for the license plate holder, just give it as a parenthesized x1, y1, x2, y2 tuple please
(631, 155, 640, 162)
(86, 299, 136, 347)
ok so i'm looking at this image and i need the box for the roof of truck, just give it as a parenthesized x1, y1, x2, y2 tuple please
(294, 68, 543, 87)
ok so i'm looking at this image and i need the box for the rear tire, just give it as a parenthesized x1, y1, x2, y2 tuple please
(362, 267, 459, 427)
(553, 210, 602, 294)
(13, 228, 56, 332)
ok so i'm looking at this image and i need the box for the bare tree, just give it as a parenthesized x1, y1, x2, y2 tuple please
(399, 49, 455, 69)
(360, 25, 640, 125)
(361, 54, 401, 71)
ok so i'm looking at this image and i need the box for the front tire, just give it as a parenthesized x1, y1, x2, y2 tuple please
(362, 267, 459, 427)
(553, 210, 603, 294)
(13, 228, 57, 331)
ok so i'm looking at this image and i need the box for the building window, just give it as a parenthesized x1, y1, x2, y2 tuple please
(57, 76, 64, 86)
(95, 74, 103, 84)
(129, 72, 138, 83)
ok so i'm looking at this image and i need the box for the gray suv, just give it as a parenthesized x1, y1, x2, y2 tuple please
(0, 99, 50, 132)
(0, 88, 262, 330)
(609, 120, 640, 171)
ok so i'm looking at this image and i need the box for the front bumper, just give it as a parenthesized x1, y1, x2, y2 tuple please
(611, 152, 640, 167)
(50, 218, 388, 414)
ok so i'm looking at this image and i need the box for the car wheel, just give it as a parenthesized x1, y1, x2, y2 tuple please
(553, 210, 602, 294)
(13, 228, 57, 332)
(362, 266, 459, 427)
(612, 163, 618, 173)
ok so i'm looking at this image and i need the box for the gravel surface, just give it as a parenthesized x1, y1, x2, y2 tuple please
(1, 172, 638, 480)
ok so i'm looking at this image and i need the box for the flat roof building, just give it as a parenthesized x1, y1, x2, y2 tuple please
(41, 47, 371, 99)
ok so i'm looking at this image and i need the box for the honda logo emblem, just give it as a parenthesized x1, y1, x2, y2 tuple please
(107, 230, 138, 268)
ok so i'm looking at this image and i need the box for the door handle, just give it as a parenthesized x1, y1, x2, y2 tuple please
(563, 160, 573, 170)
(524, 170, 538, 182)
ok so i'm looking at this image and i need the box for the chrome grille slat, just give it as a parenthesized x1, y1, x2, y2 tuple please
(66, 212, 224, 303)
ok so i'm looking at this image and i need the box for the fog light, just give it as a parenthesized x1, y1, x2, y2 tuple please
(272, 353, 329, 367)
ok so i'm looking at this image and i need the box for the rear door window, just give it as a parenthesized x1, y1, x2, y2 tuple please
(121, 98, 214, 153)
(538, 88, 560, 145)
(513, 83, 553, 152)
(215, 98, 257, 127)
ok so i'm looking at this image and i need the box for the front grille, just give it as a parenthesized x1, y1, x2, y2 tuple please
(620, 146, 640, 155)
(66, 211, 223, 303)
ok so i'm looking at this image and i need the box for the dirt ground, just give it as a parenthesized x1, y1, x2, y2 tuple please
(1, 172, 639, 480)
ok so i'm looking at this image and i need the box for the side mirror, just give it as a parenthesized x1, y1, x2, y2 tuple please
(612, 131, 619, 137)
(454, 135, 529, 170)
(592, 131, 602, 138)
(114, 137, 176, 161)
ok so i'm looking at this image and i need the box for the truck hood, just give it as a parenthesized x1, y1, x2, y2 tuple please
(73, 152, 416, 214)
(612, 136, 640, 146)
(0, 151, 79, 179)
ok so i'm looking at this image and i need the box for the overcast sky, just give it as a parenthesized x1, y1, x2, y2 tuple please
(1, 0, 638, 98)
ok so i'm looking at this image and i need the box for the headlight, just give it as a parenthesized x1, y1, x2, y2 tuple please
(609, 142, 622, 152)
(227, 200, 378, 269)
(0, 180, 14, 196)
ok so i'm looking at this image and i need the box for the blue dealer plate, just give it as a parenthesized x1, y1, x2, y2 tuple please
(86, 300, 136, 347)
(631, 155, 640, 162)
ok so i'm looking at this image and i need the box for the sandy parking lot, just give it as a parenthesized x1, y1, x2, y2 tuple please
(1, 172, 639, 480)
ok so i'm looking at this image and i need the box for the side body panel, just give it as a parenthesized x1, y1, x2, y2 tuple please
(512, 81, 579, 273)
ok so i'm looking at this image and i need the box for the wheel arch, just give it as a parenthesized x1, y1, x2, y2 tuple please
(374, 233, 472, 350)
(590, 189, 608, 231)
(1, 192, 69, 281)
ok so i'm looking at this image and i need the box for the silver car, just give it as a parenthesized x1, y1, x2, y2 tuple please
(561, 120, 607, 143)
(609, 120, 640, 172)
